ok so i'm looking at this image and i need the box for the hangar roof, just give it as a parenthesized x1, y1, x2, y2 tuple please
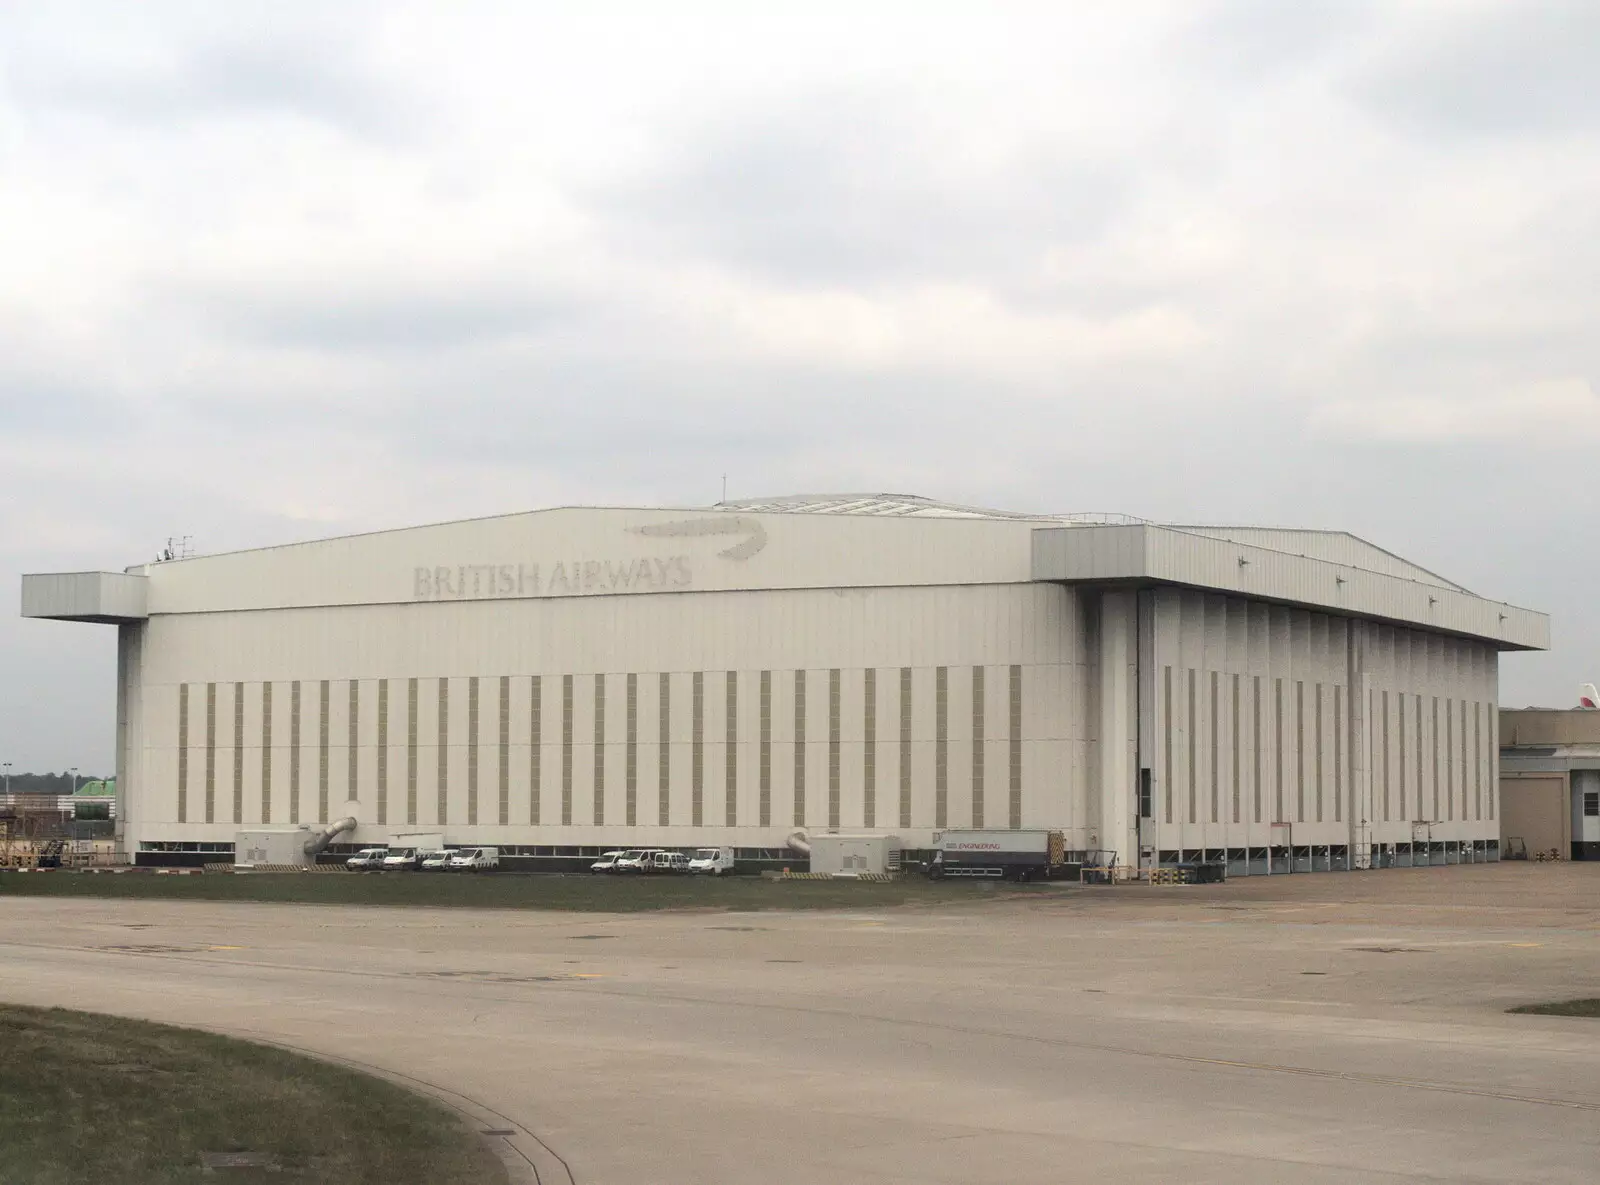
(724, 495, 1466, 593)
(19, 492, 1547, 650)
(717, 493, 1051, 520)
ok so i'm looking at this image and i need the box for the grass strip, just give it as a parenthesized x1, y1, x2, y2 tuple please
(1507, 998, 1600, 1018)
(0, 1004, 505, 1185)
(0, 870, 1052, 911)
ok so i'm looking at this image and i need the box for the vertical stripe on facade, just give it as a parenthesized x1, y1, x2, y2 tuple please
(593, 674, 605, 827)
(1187, 668, 1197, 825)
(658, 673, 670, 826)
(437, 678, 449, 825)
(289, 680, 302, 825)
(1294, 680, 1304, 824)
(1333, 686, 1342, 824)
(376, 679, 388, 826)
(1398, 692, 1408, 821)
(1473, 701, 1482, 820)
(561, 674, 574, 826)
(261, 681, 273, 824)
(1383, 690, 1393, 822)
(692, 671, 704, 827)
(316, 680, 327, 824)
(530, 675, 542, 825)
(898, 667, 912, 830)
(206, 682, 217, 824)
(467, 676, 480, 826)
(1230, 674, 1241, 825)
(1483, 699, 1491, 820)
(1445, 697, 1455, 821)
(1209, 670, 1219, 824)
(626, 673, 638, 827)
(498, 675, 510, 827)
(346, 681, 358, 813)
(971, 666, 985, 828)
(233, 681, 244, 824)
(407, 678, 419, 825)
(725, 671, 738, 827)
(1251, 675, 1262, 824)
(1008, 664, 1022, 830)
(793, 670, 806, 826)
(1420, 694, 1433, 825)
(759, 670, 772, 827)
(863, 669, 877, 829)
(177, 684, 189, 824)
(1273, 678, 1284, 824)
(1162, 666, 1173, 826)
(1313, 683, 1323, 824)
(1431, 695, 1440, 822)
(828, 668, 842, 831)
(935, 666, 949, 829)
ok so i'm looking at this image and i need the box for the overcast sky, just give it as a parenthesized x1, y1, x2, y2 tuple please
(3, 1, 1596, 773)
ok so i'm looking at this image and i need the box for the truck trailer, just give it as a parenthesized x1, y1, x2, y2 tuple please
(927, 829, 1067, 882)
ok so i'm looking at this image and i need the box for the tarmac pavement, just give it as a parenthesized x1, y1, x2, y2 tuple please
(1, 863, 1596, 1184)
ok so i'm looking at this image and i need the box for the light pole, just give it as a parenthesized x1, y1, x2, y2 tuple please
(3, 761, 10, 795)
(69, 767, 78, 797)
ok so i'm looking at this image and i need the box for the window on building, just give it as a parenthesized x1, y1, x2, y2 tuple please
(1584, 791, 1599, 818)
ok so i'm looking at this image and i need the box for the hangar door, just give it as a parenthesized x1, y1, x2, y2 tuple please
(1499, 775, 1568, 858)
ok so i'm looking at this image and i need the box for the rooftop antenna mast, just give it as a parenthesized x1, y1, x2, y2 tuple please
(158, 535, 193, 563)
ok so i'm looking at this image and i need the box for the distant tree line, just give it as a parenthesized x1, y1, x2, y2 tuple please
(2, 772, 110, 794)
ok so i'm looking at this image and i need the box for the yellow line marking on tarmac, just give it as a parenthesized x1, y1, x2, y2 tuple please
(1506, 943, 1542, 948)
(571, 973, 606, 979)
(206, 945, 245, 951)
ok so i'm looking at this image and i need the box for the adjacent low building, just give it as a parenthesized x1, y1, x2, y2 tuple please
(1499, 709, 1600, 861)
(21, 494, 1548, 871)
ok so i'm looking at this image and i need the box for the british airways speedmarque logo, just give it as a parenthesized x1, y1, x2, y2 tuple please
(629, 516, 768, 560)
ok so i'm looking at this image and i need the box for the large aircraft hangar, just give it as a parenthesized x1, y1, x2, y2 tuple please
(22, 494, 1548, 872)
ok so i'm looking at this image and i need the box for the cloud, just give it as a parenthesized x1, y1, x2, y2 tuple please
(1309, 378, 1600, 442)
(1352, 0, 1600, 136)
(1177, 0, 1381, 80)
(2, 7, 414, 140)
(1, 1, 1599, 768)
(186, 276, 574, 353)
(597, 88, 1130, 291)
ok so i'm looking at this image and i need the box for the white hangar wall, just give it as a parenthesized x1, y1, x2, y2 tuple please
(1138, 587, 1501, 860)
(30, 496, 1545, 867)
(121, 581, 1097, 850)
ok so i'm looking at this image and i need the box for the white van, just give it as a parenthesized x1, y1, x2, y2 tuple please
(382, 847, 422, 871)
(590, 850, 628, 874)
(614, 850, 653, 873)
(346, 847, 388, 871)
(646, 850, 689, 874)
(687, 846, 736, 876)
(419, 849, 452, 871)
(448, 847, 499, 872)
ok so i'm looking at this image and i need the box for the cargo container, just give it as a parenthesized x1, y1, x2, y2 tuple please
(928, 829, 1066, 881)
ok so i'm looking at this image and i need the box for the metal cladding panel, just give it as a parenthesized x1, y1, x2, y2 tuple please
(123, 582, 1097, 848)
(135, 508, 1038, 615)
(136, 584, 1070, 684)
(1031, 524, 1147, 582)
(22, 571, 148, 622)
(1032, 524, 1546, 651)
(1162, 527, 1466, 591)
(1144, 586, 1502, 855)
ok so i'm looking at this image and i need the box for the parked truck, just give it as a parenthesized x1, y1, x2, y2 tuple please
(687, 846, 736, 876)
(927, 829, 1067, 882)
